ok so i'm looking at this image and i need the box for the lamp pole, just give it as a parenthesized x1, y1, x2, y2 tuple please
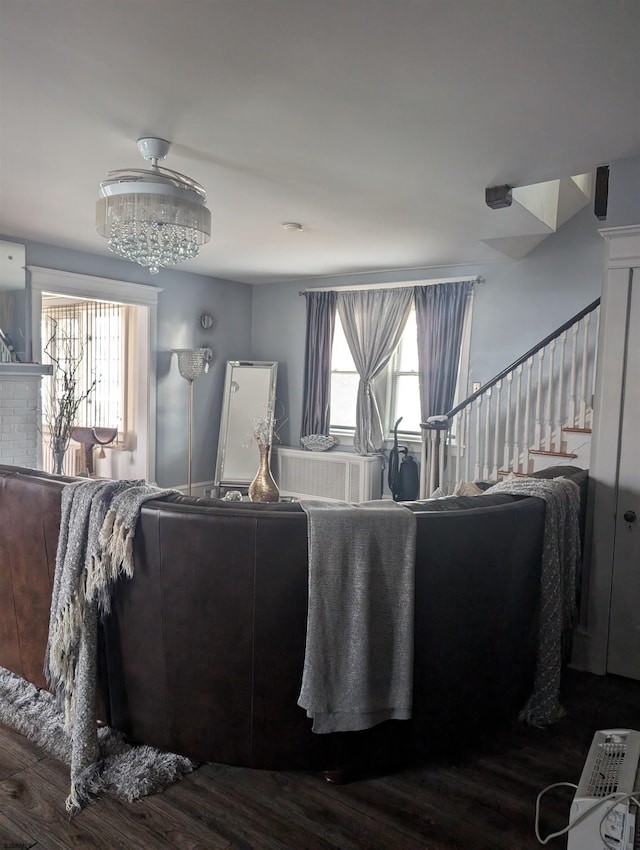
(187, 376, 195, 495)
(173, 349, 210, 496)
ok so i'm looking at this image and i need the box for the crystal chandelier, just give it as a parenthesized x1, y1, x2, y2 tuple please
(96, 137, 211, 275)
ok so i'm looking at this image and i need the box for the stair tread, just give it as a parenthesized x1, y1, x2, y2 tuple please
(528, 449, 578, 458)
(562, 426, 592, 433)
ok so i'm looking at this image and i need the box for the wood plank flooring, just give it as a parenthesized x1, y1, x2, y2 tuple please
(1, 668, 639, 850)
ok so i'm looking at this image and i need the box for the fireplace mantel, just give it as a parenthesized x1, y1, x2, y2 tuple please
(0, 363, 52, 377)
(0, 363, 52, 468)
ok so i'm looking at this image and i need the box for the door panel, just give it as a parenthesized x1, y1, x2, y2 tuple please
(607, 268, 640, 679)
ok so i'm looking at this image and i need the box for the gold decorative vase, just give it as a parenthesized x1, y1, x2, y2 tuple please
(248, 443, 279, 503)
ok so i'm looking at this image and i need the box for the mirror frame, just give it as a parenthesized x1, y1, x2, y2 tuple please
(214, 360, 278, 489)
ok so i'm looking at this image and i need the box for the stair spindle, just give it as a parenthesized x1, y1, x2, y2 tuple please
(523, 358, 533, 474)
(427, 428, 438, 496)
(513, 365, 523, 474)
(544, 340, 556, 451)
(474, 396, 482, 481)
(534, 350, 544, 448)
(438, 431, 446, 494)
(579, 313, 591, 428)
(503, 373, 513, 473)
(463, 405, 471, 483)
(569, 323, 579, 426)
(492, 380, 502, 480)
(555, 331, 567, 451)
(483, 388, 492, 480)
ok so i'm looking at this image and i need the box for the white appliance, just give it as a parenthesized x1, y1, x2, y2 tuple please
(568, 729, 640, 850)
(274, 447, 383, 502)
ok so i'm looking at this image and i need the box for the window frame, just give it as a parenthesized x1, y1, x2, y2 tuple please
(383, 307, 421, 440)
(328, 284, 474, 447)
(29, 266, 160, 479)
(328, 313, 390, 437)
(41, 296, 128, 440)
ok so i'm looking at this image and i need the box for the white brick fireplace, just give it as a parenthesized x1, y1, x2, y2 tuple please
(0, 364, 52, 468)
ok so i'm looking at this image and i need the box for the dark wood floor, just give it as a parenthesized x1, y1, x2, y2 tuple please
(1, 668, 639, 850)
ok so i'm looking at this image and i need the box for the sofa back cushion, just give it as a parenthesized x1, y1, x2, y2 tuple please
(0, 470, 61, 687)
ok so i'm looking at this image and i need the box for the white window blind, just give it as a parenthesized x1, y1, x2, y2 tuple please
(42, 299, 125, 433)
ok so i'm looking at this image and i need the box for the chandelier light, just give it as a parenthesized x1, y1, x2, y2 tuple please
(96, 137, 211, 275)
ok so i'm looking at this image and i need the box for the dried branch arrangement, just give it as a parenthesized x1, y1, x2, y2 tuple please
(43, 320, 97, 458)
(249, 403, 288, 448)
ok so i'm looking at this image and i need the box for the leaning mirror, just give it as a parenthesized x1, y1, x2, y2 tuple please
(0, 241, 28, 362)
(214, 360, 278, 490)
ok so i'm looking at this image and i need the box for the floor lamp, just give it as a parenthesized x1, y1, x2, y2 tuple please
(173, 348, 209, 495)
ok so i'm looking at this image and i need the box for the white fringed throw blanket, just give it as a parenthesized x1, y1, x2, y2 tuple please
(485, 476, 581, 726)
(45, 478, 178, 813)
(298, 500, 417, 733)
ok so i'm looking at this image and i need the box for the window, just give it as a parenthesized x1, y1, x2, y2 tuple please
(329, 308, 422, 436)
(329, 295, 472, 440)
(30, 265, 158, 481)
(387, 309, 421, 433)
(329, 316, 360, 429)
(42, 298, 126, 434)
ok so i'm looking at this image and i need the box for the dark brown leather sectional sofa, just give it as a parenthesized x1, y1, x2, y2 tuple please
(0, 463, 586, 775)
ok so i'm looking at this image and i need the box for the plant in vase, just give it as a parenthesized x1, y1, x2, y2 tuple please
(42, 321, 96, 475)
(247, 405, 286, 502)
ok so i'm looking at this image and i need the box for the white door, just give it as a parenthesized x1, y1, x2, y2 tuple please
(607, 268, 640, 679)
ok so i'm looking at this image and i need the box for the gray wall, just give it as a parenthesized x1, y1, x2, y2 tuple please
(7, 237, 252, 488)
(251, 204, 606, 447)
(606, 155, 640, 228)
(155, 272, 252, 488)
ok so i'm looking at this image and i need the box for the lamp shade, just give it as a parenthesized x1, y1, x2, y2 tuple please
(173, 348, 208, 381)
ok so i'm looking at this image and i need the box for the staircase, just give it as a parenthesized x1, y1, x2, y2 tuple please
(420, 298, 600, 497)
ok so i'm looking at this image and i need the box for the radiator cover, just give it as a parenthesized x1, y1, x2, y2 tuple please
(274, 447, 383, 502)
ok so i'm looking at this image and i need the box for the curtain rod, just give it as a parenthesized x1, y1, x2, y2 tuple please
(298, 275, 480, 295)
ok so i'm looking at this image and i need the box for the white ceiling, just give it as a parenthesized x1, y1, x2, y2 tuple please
(1, 1, 639, 284)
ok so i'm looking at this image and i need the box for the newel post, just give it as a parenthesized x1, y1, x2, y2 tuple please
(419, 416, 450, 498)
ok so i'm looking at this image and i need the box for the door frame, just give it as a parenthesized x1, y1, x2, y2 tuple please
(28, 265, 160, 482)
(573, 225, 640, 675)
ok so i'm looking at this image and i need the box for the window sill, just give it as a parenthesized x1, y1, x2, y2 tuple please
(329, 429, 422, 452)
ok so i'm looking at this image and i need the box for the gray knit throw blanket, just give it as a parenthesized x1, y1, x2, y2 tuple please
(485, 476, 581, 726)
(298, 500, 416, 733)
(45, 478, 178, 814)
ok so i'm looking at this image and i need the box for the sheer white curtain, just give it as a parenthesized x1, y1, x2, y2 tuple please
(337, 288, 413, 455)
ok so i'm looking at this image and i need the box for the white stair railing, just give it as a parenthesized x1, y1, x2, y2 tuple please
(420, 299, 600, 496)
